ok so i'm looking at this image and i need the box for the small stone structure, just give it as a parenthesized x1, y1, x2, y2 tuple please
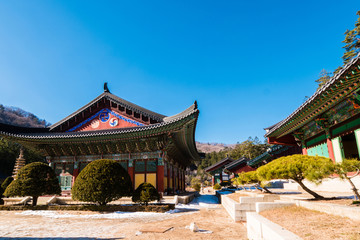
(221, 192, 280, 221)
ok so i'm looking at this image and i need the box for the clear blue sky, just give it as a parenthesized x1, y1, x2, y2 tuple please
(0, 1, 359, 144)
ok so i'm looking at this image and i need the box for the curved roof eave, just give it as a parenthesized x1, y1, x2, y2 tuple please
(0, 107, 199, 142)
(265, 54, 360, 138)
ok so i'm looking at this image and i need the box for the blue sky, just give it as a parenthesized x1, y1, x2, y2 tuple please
(0, 1, 359, 144)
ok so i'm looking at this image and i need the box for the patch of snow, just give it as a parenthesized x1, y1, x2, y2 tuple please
(18, 210, 174, 219)
(16, 194, 219, 220)
(166, 209, 182, 214)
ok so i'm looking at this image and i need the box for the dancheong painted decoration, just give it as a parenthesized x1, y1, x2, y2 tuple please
(0, 84, 200, 194)
(265, 54, 360, 163)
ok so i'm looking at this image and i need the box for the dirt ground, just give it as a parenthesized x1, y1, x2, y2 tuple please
(261, 205, 360, 240)
(0, 203, 247, 239)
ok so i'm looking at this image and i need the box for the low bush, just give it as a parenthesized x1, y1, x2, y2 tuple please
(132, 183, 160, 206)
(213, 183, 221, 190)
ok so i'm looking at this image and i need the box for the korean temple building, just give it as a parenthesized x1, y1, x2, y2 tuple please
(0, 86, 200, 193)
(205, 145, 300, 184)
(247, 145, 301, 168)
(265, 54, 360, 162)
(205, 156, 253, 184)
(204, 156, 235, 184)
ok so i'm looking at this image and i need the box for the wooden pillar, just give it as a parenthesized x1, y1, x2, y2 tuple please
(212, 176, 214, 186)
(302, 147, 307, 155)
(128, 159, 134, 187)
(172, 165, 176, 192)
(167, 163, 170, 192)
(72, 157, 79, 186)
(182, 168, 185, 191)
(176, 166, 179, 191)
(327, 139, 335, 163)
(179, 168, 182, 190)
(325, 129, 335, 163)
(179, 168, 182, 191)
(300, 139, 307, 155)
(181, 168, 184, 191)
(157, 157, 164, 192)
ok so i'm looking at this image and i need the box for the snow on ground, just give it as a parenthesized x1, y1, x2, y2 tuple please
(18, 210, 174, 219)
(0, 194, 222, 239)
(15, 194, 220, 219)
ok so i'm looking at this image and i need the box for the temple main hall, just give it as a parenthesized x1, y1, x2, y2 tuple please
(0, 85, 200, 193)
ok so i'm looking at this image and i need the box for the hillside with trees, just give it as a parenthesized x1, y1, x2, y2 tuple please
(0, 105, 48, 180)
(195, 137, 269, 182)
(195, 142, 235, 153)
(0, 104, 49, 128)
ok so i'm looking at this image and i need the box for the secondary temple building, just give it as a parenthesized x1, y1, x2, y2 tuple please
(265, 55, 360, 162)
(0, 85, 200, 193)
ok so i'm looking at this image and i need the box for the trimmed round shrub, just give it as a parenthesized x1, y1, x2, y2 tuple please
(72, 159, 133, 205)
(213, 183, 221, 190)
(132, 182, 160, 206)
(4, 162, 61, 206)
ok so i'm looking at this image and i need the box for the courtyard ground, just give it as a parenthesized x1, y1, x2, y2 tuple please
(0, 194, 247, 240)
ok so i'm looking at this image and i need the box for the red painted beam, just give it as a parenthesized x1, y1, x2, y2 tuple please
(268, 135, 298, 146)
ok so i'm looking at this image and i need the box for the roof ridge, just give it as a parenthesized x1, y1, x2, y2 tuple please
(265, 53, 360, 137)
(0, 107, 199, 140)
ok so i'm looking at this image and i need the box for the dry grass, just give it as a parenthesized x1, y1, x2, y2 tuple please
(227, 193, 250, 202)
(260, 206, 360, 240)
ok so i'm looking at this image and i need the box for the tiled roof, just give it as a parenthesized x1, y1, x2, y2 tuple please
(0, 101, 198, 141)
(224, 157, 249, 170)
(204, 157, 234, 172)
(265, 54, 360, 138)
(49, 92, 167, 131)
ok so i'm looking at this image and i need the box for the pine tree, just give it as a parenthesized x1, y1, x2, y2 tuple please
(342, 11, 360, 64)
(315, 69, 332, 90)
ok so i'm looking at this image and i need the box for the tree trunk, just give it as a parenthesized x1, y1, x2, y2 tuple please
(345, 176, 360, 200)
(262, 186, 273, 194)
(32, 196, 38, 206)
(295, 180, 324, 199)
(256, 183, 273, 194)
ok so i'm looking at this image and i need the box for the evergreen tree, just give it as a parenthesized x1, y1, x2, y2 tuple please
(342, 11, 360, 64)
(72, 159, 133, 206)
(334, 159, 360, 200)
(315, 69, 332, 90)
(0, 138, 45, 178)
(4, 162, 61, 206)
(257, 155, 334, 199)
(230, 137, 268, 160)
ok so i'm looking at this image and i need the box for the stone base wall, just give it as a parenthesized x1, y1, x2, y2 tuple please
(246, 212, 302, 240)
